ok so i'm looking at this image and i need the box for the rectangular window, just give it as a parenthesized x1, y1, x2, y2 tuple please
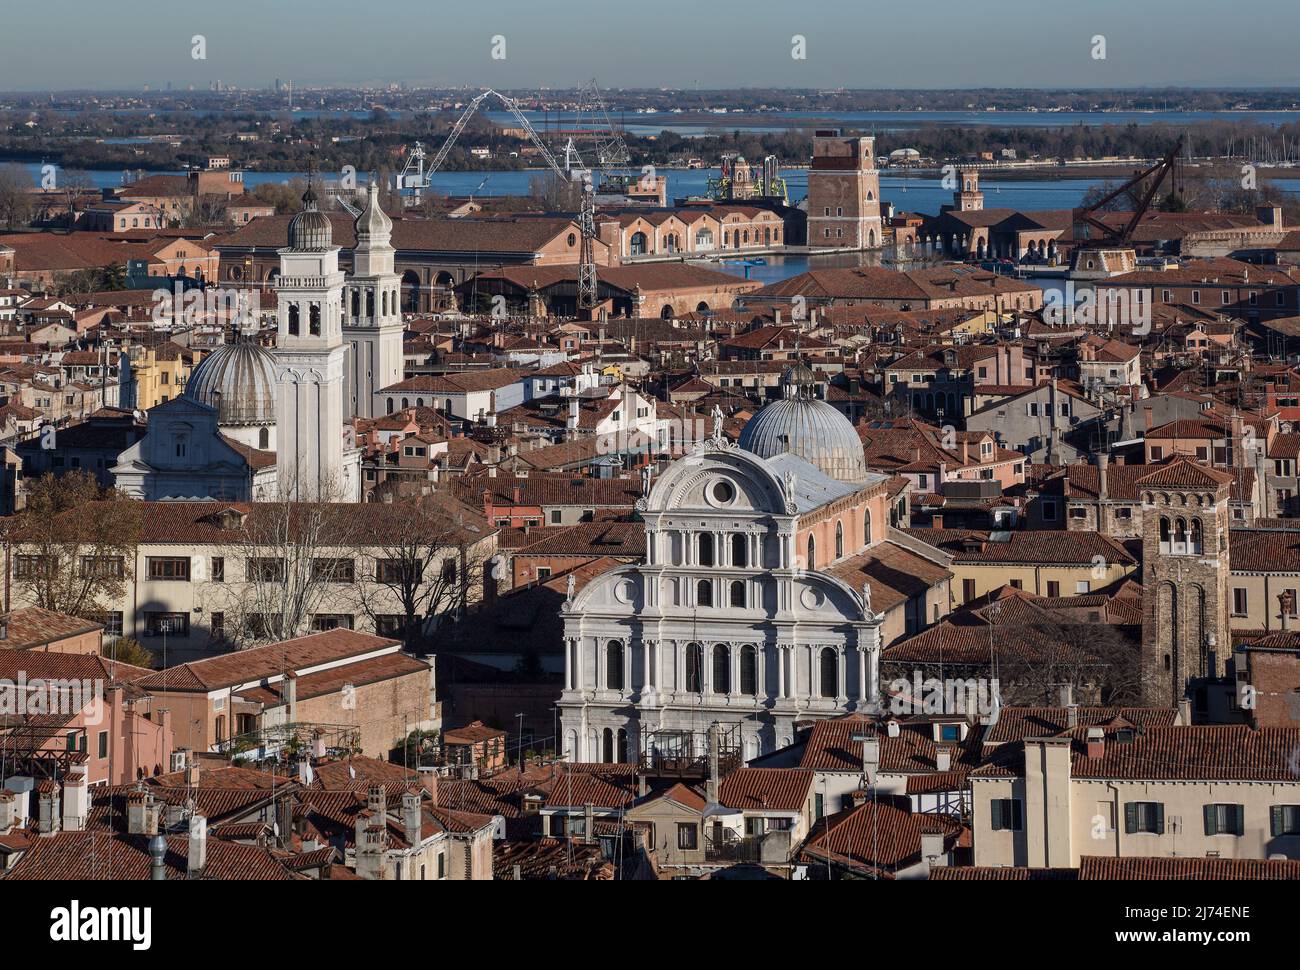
(1125, 801, 1165, 834)
(1233, 587, 1248, 615)
(14, 555, 54, 580)
(962, 579, 976, 601)
(312, 557, 355, 583)
(550, 510, 562, 525)
(1272, 805, 1300, 836)
(1076, 580, 1090, 594)
(1204, 803, 1244, 836)
(376, 559, 416, 583)
(211, 556, 225, 582)
(146, 557, 191, 581)
(142, 612, 189, 637)
(310, 613, 354, 632)
(98, 731, 108, 759)
(375, 615, 405, 637)
(1150, 446, 1164, 461)
(248, 558, 285, 582)
(990, 798, 1023, 831)
(81, 556, 125, 579)
(1046, 581, 1060, 598)
(676, 822, 698, 850)
(90, 611, 125, 638)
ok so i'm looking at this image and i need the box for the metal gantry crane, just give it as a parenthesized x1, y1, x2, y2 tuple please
(395, 88, 606, 311)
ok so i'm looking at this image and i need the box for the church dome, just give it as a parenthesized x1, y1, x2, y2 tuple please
(738, 364, 869, 484)
(287, 181, 333, 251)
(184, 340, 278, 427)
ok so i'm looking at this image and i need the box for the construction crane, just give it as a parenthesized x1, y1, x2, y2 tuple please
(395, 89, 603, 311)
(1071, 136, 1184, 249)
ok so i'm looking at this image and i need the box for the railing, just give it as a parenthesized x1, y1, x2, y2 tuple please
(704, 830, 792, 865)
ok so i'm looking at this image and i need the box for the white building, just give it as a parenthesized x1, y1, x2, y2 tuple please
(558, 367, 950, 764)
(343, 180, 404, 420)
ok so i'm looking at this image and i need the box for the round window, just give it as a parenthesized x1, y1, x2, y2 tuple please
(710, 479, 736, 506)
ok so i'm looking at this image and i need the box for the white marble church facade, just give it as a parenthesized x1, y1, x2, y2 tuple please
(558, 432, 890, 765)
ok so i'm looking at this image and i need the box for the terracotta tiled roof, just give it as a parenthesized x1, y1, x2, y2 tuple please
(0, 606, 103, 649)
(1077, 855, 1300, 880)
(798, 800, 969, 876)
(825, 541, 953, 614)
(133, 629, 401, 693)
(930, 866, 1076, 881)
(3, 831, 301, 880)
(1228, 529, 1300, 572)
(718, 767, 813, 812)
(902, 528, 1135, 566)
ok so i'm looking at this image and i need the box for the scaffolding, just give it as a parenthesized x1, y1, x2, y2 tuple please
(637, 723, 741, 779)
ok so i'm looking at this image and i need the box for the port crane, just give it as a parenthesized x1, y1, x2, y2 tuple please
(394, 87, 616, 311)
(1071, 136, 1184, 249)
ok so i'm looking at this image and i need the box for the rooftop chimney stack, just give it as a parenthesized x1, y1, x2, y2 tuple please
(61, 771, 88, 832)
(36, 782, 61, 836)
(920, 828, 947, 873)
(1085, 727, 1105, 759)
(127, 789, 161, 836)
(934, 746, 952, 773)
(187, 813, 207, 876)
(402, 789, 422, 848)
(0, 791, 15, 835)
(149, 833, 167, 881)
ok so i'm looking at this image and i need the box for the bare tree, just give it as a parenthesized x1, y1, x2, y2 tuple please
(4, 471, 141, 619)
(0, 163, 33, 230)
(346, 492, 494, 653)
(204, 491, 357, 648)
(998, 616, 1144, 707)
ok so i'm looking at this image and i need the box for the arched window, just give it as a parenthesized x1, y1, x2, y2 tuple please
(1159, 516, 1171, 546)
(258, 427, 269, 449)
(1174, 517, 1188, 547)
(806, 535, 816, 570)
(713, 645, 731, 694)
(350, 290, 359, 316)
(1191, 519, 1203, 554)
(606, 641, 624, 691)
(381, 291, 388, 316)
(686, 643, 703, 693)
(602, 728, 614, 763)
(629, 231, 648, 256)
(288, 304, 300, 335)
(698, 533, 714, 567)
(864, 510, 872, 545)
(819, 648, 838, 698)
(730, 580, 745, 608)
(697, 580, 712, 607)
(366, 290, 374, 317)
(616, 728, 628, 763)
(835, 521, 844, 559)
(309, 304, 321, 336)
(740, 645, 758, 695)
(731, 533, 747, 568)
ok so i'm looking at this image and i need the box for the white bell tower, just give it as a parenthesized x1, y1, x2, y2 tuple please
(274, 180, 352, 500)
(343, 178, 404, 419)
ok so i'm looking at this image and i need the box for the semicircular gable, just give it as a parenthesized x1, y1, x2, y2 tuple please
(647, 447, 784, 515)
(569, 564, 643, 614)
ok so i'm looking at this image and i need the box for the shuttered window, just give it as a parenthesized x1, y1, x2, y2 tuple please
(990, 798, 1023, 831)
(1203, 803, 1244, 836)
(1124, 801, 1164, 834)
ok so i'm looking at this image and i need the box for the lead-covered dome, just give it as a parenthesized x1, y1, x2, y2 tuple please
(738, 362, 869, 484)
(184, 340, 278, 427)
(287, 181, 333, 251)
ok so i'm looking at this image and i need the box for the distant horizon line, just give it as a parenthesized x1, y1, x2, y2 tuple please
(7, 84, 1300, 96)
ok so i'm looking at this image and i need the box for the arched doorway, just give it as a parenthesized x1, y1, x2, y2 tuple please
(401, 270, 422, 313)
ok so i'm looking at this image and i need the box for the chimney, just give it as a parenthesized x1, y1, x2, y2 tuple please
(920, 828, 947, 873)
(284, 672, 298, 723)
(184, 762, 201, 788)
(127, 789, 161, 836)
(1085, 727, 1105, 759)
(187, 813, 207, 876)
(276, 795, 293, 847)
(706, 721, 722, 806)
(1177, 697, 1192, 726)
(0, 791, 14, 835)
(402, 789, 422, 847)
(149, 833, 167, 881)
(426, 773, 439, 809)
(1095, 453, 1108, 501)
(36, 781, 60, 835)
(512, 484, 524, 505)
(61, 771, 88, 832)
(931, 513, 944, 529)
(862, 737, 880, 785)
(582, 802, 594, 844)
(934, 746, 952, 772)
(885, 719, 901, 738)
(1057, 683, 1074, 708)
(1066, 704, 1079, 729)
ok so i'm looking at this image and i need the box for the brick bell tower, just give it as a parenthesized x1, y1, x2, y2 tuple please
(1138, 459, 1235, 709)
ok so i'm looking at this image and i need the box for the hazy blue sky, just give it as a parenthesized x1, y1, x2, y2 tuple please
(4, 0, 1299, 91)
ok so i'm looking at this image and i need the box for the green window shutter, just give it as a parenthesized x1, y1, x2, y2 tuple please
(1124, 802, 1137, 834)
(990, 799, 1003, 831)
(1203, 804, 1217, 836)
(1155, 804, 1165, 835)
(1235, 805, 1246, 837)
(1272, 805, 1285, 838)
